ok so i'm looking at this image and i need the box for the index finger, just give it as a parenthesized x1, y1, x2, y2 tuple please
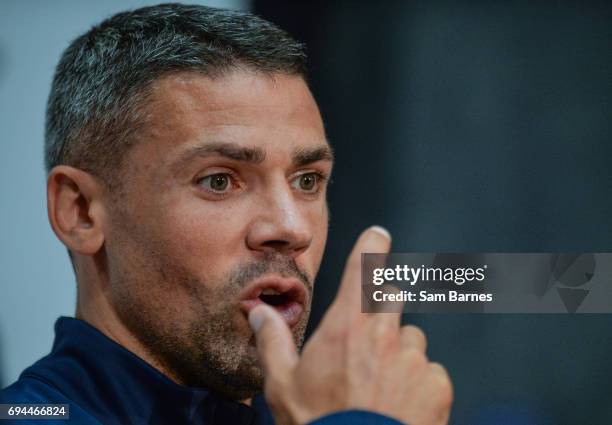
(327, 226, 392, 320)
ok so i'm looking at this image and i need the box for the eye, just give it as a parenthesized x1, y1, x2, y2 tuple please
(197, 173, 234, 193)
(291, 172, 325, 193)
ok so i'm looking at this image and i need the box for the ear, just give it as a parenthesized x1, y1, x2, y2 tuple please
(47, 165, 107, 256)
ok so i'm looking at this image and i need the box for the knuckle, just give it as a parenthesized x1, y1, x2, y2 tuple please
(401, 325, 427, 346)
(406, 325, 426, 341)
(403, 347, 428, 369)
(438, 378, 454, 408)
(430, 362, 449, 379)
(430, 363, 453, 406)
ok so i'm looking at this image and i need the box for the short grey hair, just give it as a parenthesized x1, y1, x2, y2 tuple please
(44, 3, 307, 185)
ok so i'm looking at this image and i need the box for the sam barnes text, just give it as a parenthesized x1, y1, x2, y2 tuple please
(373, 290, 493, 302)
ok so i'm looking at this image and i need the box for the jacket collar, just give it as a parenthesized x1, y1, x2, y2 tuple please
(21, 316, 273, 425)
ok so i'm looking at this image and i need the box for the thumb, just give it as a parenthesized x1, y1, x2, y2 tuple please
(249, 304, 299, 381)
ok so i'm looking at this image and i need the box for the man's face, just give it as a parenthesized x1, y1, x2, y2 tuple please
(103, 70, 331, 399)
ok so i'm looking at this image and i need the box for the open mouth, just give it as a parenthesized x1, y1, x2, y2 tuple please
(239, 277, 307, 327)
(259, 289, 293, 307)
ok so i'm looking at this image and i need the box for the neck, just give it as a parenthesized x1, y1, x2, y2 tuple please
(77, 288, 184, 383)
(73, 255, 254, 406)
(74, 253, 189, 387)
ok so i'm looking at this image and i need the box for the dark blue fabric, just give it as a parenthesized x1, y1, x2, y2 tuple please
(309, 410, 404, 425)
(0, 317, 402, 424)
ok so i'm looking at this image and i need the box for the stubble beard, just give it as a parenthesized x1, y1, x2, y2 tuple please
(112, 252, 312, 401)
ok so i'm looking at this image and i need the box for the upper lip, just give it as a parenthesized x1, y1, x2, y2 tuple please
(238, 275, 308, 307)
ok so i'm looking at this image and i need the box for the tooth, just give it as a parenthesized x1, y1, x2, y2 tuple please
(261, 288, 281, 295)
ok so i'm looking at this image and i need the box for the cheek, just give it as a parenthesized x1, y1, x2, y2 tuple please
(155, 200, 248, 274)
(302, 202, 329, 275)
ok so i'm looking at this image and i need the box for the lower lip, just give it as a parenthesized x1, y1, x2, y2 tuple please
(240, 299, 304, 327)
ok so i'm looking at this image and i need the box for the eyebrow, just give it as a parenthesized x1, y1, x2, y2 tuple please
(292, 145, 334, 167)
(172, 141, 334, 173)
(177, 142, 266, 164)
(172, 142, 265, 173)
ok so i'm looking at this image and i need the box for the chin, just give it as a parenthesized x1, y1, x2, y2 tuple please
(196, 365, 264, 401)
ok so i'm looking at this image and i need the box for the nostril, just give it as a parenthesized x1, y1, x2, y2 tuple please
(261, 240, 290, 250)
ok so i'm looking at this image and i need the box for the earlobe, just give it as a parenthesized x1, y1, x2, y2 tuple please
(47, 166, 106, 255)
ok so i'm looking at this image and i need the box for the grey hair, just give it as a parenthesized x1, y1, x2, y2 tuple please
(44, 3, 307, 185)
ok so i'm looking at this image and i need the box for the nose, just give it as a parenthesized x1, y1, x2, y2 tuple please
(246, 186, 312, 257)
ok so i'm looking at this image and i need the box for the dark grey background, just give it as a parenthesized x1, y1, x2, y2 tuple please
(254, 1, 612, 424)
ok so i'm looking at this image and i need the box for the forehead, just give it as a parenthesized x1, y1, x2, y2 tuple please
(137, 69, 327, 160)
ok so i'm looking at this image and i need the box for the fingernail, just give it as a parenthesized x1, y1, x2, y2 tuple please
(248, 306, 266, 332)
(370, 225, 391, 241)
